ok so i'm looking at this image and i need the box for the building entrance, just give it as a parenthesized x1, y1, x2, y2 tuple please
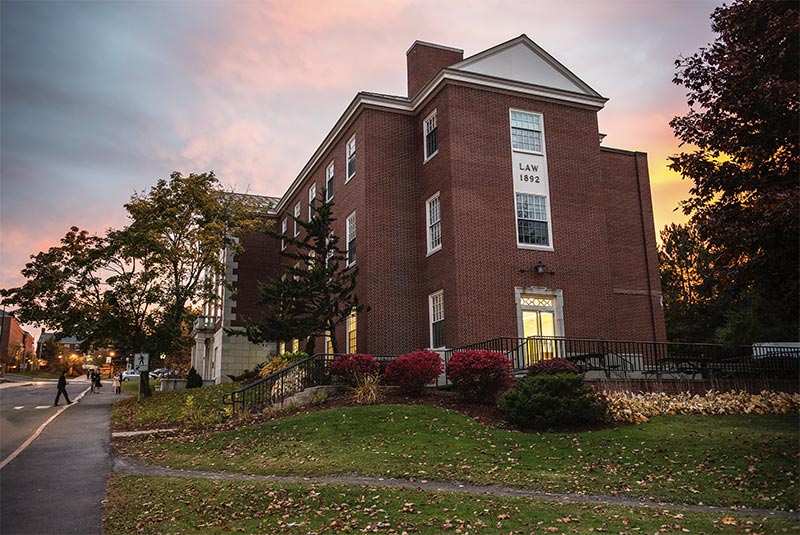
(521, 295, 557, 364)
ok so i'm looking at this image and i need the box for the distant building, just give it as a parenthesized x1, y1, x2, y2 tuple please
(192, 35, 666, 383)
(190, 195, 282, 383)
(1, 310, 34, 367)
(37, 331, 83, 356)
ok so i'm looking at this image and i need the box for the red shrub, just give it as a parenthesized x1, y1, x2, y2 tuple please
(385, 350, 443, 396)
(446, 350, 513, 402)
(527, 358, 582, 376)
(329, 354, 379, 386)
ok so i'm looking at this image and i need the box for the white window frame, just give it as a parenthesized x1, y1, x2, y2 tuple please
(428, 290, 445, 349)
(510, 108, 553, 251)
(426, 191, 442, 255)
(308, 183, 316, 219)
(326, 161, 334, 201)
(515, 192, 551, 248)
(281, 218, 287, 250)
(509, 110, 544, 154)
(293, 202, 301, 236)
(346, 310, 357, 353)
(423, 109, 438, 162)
(345, 135, 356, 182)
(346, 211, 356, 267)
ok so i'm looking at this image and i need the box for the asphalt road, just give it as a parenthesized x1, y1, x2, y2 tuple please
(0, 378, 87, 460)
(1, 377, 114, 535)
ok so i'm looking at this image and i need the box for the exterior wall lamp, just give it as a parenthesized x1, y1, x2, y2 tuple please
(520, 260, 555, 275)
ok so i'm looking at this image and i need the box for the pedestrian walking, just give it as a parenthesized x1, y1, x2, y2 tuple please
(112, 373, 121, 395)
(91, 369, 100, 393)
(54, 370, 72, 406)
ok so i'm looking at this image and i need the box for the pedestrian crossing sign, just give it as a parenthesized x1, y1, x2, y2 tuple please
(133, 353, 150, 372)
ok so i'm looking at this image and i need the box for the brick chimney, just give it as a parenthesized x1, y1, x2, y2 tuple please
(406, 41, 464, 98)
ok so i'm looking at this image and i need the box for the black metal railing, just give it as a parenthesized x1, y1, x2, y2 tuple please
(441, 337, 800, 383)
(222, 353, 396, 414)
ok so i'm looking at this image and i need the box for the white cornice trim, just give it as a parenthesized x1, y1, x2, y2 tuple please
(275, 70, 607, 212)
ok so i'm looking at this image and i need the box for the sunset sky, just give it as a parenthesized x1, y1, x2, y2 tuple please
(1, 0, 720, 330)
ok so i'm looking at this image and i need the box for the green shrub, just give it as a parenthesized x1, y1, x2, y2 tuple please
(186, 367, 203, 388)
(498, 373, 606, 429)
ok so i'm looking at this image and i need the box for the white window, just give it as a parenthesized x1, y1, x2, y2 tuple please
(346, 136, 356, 181)
(326, 162, 334, 201)
(346, 211, 356, 266)
(293, 202, 301, 236)
(325, 234, 334, 268)
(516, 193, 549, 246)
(308, 183, 316, 219)
(510, 110, 543, 153)
(426, 192, 441, 255)
(346, 310, 357, 353)
(281, 219, 287, 250)
(429, 290, 445, 349)
(424, 110, 438, 161)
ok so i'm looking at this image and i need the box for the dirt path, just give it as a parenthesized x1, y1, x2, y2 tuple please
(113, 456, 799, 520)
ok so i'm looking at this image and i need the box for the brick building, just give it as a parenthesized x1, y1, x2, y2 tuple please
(191, 196, 282, 382)
(192, 35, 666, 383)
(1, 310, 34, 368)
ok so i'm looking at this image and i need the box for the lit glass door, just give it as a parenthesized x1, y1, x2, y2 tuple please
(521, 295, 557, 364)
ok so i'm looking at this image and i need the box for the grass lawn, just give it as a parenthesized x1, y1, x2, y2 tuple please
(104, 475, 799, 535)
(113, 404, 800, 511)
(112, 382, 239, 429)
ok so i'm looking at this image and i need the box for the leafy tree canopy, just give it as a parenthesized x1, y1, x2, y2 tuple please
(1, 171, 270, 394)
(668, 0, 799, 340)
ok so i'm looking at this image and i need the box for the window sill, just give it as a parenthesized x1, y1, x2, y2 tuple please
(345, 174, 354, 183)
(423, 151, 438, 165)
(426, 246, 441, 258)
(517, 243, 554, 252)
(511, 148, 544, 156)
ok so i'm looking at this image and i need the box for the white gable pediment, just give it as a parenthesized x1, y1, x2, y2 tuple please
(452, 35, 601, 98)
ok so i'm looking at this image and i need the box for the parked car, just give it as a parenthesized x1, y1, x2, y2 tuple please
(121, 369, 141, 381)
(149, 368, 171, 380)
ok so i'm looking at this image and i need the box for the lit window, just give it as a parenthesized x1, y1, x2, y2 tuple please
(294, 202, 301, 236)
(325, 330, 334, 354)
(278, 341, 285, 354)
(426, 192, 441, 254)
(346, 136, 356, 181)
(346, 211, 356, 267)
(424, 110, 438, 161)
(516, 193, 549, 246)
(346, 311, 357, 353)
(510, 111, 543, 153)
(308, 183, 316, 219)
(429, 291, 445, 349)
(292, 339, 299, 353)
(326, 162, 334, 200)
(281, 219, 287, 250)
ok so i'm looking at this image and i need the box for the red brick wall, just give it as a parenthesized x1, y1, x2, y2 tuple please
(246, 83, 666, 355)
(0, 315, 26, 359)
(600, 149, 667, 342)
(444, 84, 615, 345)
(407, 42, 463, 97)
(230, 219, 282, 327)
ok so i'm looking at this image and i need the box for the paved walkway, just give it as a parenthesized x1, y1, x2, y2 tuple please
(1, 377, 116, 535)
(112, 455, 800, 520)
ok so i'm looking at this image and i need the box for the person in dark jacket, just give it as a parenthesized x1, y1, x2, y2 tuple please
(54, 370, 73, 406)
